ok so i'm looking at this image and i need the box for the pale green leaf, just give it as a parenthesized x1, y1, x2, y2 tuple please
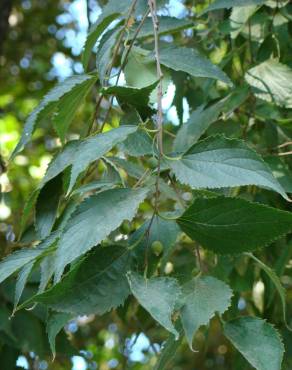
(72, 180, 118, 196)
(230, 6, 258, 39)
(245, 59, 292, 108)
(224, 317, 284, 370)
(168, 135, 288, 199)
(177, 197, 292, 254)
(180, 276, 232, 349)
(12, 74, 97, 158)
(157, 45, 232, 85)
(21, 246, 131, 315)
(127, 272, 181, 338)
(124, 47, 171, 104)
(54, 188, 148, 280)
(201, 0, 266, 14)
(42, 126, 137, 193)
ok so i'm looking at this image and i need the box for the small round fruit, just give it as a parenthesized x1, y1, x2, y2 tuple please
(151, 240, 163, 256)
(120, 221, 131, 235)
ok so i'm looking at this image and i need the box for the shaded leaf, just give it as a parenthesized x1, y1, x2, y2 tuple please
(47, 311, 72, 356)
(119, 129, 154, 156)
(35, 175, 63, 240)
(247, 253, 291, 330)
(101, 82, 158, 119)
(177, 197, 292, 254)
(224, 317, 284, 370)
(127, 272, 181, 338)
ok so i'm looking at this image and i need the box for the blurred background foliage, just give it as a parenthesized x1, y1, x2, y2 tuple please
(0, 0, 292, 369)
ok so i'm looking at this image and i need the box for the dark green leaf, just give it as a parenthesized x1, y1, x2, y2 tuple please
(46, 311, 72, 356)
(21, 246, 131, 315)
(177, 197, 292, 254)
(35, 175, 62, 240)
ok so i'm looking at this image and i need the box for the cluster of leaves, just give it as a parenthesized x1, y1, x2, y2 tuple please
(1, 0, 292, 369)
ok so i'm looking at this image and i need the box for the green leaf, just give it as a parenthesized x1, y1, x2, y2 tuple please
(245, 59, 292, 108)
(101, 82, 158, 119)
(173, 98, 228, 152)
(19, 190, 40, 239)
(230, 6, 258, 39)
(54, 188, 148, 280)
(127, 272, 181, 338)
(130, 16, 193, 40)
(168, 135, 288, 199)
(246, 253, 291, 330)
(82, 0, 132, 69)
(119, 129, 154, 156)
(52, 76, 96, 141)
(265, 156, 292, 194)
(42, 125, 137, 193)
(72, 180, 118, 196)
(157, 45, 232, 85)
(21, 246, 131, 315)
(124, 47, 171, 104)
(201, 0, 266, 14)
(179, 276, 232, 349)
(96, 25, 123, 84)
(12, 74, 97, 158)
(46, 311, 72, 357)
(13, 260, 35, 312)
(177, 197, 292, 254)
(0, 232, 59, 284)
(35, 175, 62, 240)
(224, 317, 284, 370)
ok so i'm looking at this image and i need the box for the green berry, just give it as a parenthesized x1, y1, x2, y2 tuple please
(151, 240, 163, 256)
(120, 221, 131, 235)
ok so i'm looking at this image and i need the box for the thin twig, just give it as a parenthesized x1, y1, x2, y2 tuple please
(148, 0, 163, 216)
(99, 8, 150, 133)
